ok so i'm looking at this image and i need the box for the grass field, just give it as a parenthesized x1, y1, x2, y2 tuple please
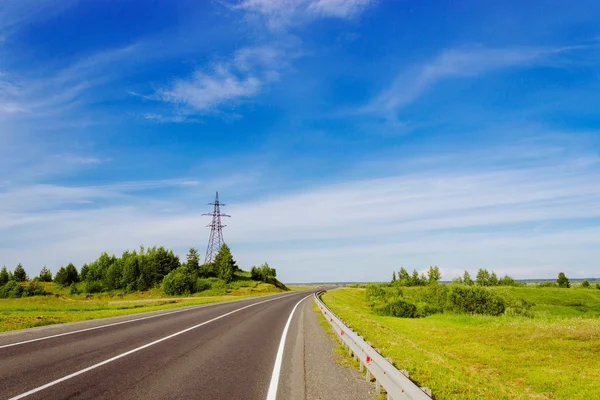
(322, 287, 600, 400)
(0, 280, 286, 332)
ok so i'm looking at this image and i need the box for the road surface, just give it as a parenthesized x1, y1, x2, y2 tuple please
(0, 291, 375, 400)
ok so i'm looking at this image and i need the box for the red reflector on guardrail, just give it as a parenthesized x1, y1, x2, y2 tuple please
(341, 330, 344, 335)
(366, 355, 372, 363)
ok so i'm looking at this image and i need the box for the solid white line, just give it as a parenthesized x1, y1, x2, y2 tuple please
(0, 292, 295, 350)
(7, 292, 302, 400)
(265, 294, 311, 400)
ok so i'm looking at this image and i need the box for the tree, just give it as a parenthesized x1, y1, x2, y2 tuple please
(398, 267, 410, 282)
(452, 276, 463, 284)
(0, 266, 8, 285)
(39, 266, 53, 282)
(391, 271, 397, 283)
(557, 272, 570, 288)
(427, 266, 441, 285)
(463, 271, 474, 286)
(55, 263, 79, 286)
(581, 280, 590, 288)
(13, 263, 28, 282)
(80, 264, 90, 281)
(476, 268, 490, 286)
(187, 248, 200, 274)
(498, 275, 517, 286)
(213, 244, 235, 283)
(489, 272, 499, 286)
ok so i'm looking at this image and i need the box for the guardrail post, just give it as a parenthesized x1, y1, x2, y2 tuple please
(376, 380, 381, 394)
(366, 369, 371, 382)
(359, 361, 364, 372)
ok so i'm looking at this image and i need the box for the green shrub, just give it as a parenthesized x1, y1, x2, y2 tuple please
(85, 280, 104, 294)
(536, 281, 558, 288)
(162, 267, 193, 296)
(69, 283, 81, 295)
(596, 283, 600, 290)
(365, 283, 388, 301)
(581, 280, 590, 288)
(24, 280, 48, 296)
(425, 284, 449, 308)
(0, 280, 24, 298)
(445, 285, 505, 316)
(377, 298, 417, 318)
(415, 303, 441, 317)
(194, 278, 212, 293)
(502, 296, 534, 317)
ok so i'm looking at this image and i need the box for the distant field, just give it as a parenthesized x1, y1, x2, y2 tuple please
(322, 287, 600, 400)
(0, 281, 285, 332)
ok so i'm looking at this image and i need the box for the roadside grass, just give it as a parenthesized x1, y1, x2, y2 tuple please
(322, 288, 600, 400)
(0, 280, 287, 332)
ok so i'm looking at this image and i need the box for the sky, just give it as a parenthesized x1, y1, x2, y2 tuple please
(1, 0, 600, 283)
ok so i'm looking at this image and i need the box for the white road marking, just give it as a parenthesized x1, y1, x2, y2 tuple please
(7, 292, 303, 400)
(0, 292, 295, 350)
(265, 294, 311, 400)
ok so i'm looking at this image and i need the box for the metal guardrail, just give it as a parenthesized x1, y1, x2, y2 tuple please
(314, 290, 432, 400)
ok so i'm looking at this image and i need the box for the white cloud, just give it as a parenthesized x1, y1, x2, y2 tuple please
(362, 45, 592, 124)
(158, 46, 284, 113)
(234, 0, 374, 31)
(307, 0, 372, 18)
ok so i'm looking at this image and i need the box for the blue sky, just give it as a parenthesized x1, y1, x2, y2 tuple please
(1, 0, 600, 282)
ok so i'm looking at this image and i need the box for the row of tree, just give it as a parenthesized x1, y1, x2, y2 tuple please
(0, 244, 243, 294)
(391, 266, 441, 286)
(390, 267, 519, 287)
(452, 269, 519, 286)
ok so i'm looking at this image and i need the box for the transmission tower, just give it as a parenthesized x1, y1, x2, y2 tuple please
(203, 191, 230, 263)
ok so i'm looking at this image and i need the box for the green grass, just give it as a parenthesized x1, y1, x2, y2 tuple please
(0, 280, 286, 332)
(322, 287, 600, 400)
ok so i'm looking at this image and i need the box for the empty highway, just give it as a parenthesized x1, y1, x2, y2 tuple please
(0, 291, 329, 400)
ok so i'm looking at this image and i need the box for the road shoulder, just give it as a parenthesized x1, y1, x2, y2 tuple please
(279, 297, 377, 400)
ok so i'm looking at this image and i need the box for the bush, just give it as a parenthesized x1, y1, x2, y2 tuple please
(445, 285, 505, 316)
(250, 263, 277, 283)
(24, 280, 48, 296)
(596, 283, 600, 290)
(415, 303, 441, 317)
(194, 278, 212, 293)
(69, 283, 81, 295)
(0, 280, 24, 298)
(502, 295, 534, 317)
(85, 280, 104, 294)
(162, 267, 193, 296)
(536, 281, 558, 288)
(377, 298, 417, 318)
(581, 280, 590, 288)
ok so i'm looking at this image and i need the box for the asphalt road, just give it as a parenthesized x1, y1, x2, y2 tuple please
(0, 291, 316, 400)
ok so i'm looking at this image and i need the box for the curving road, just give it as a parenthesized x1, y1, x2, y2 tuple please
(0, 291, 317, 400)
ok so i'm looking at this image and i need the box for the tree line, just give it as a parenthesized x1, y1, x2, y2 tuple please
(0, 244, 280, 297)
